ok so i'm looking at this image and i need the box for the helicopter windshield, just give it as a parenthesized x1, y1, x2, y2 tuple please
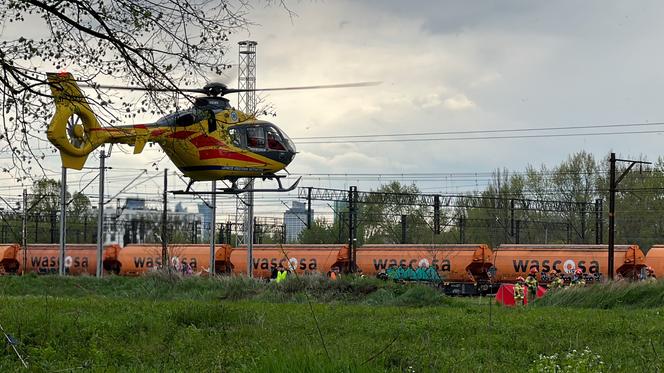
(231, 123, 295, 153)
(278, 127, 296, 153)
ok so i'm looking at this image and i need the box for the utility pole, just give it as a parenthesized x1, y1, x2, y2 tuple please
(237, 40, 257, 278)
(433, 195, 441, 235)
(21, 189, 27, 274)
(96, 150, 106, 277)
(59, 167, 67, 276)
(348, 186, 357, 272)
(161, 169, 168, 270)
(246, 189, 254, 278)
(595, 199, 603, 244)
(307, 187, 312, 229)
(209, 181, 216, 275)
(608, 153, 650, 280)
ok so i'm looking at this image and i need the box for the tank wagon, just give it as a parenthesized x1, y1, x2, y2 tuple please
(354, 244, 493, 295)
(230, 244, 348, 278)
(13, 244, 122, 275)
(494, 244, 646, 282)
(117, 244, 232, 276)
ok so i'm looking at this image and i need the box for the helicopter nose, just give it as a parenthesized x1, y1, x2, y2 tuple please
(281, 150, 296, 166)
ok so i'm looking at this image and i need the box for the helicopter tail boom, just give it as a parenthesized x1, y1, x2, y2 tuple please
(46, 72, 106, 170)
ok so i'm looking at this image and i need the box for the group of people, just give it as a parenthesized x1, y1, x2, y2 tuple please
(170, 257, 193, 276)
(513, 267, 592, 305)
(269, 264, 342, 283)
(513, 265, 658, 305)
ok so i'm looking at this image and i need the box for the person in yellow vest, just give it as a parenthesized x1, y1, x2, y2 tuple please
(513, 277, 525, 306)
(548, 270, 564, 290)
(525, 268, 539, 304)
(276, 264, 288, 283)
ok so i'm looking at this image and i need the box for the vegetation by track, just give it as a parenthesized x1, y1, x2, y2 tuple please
(0, 274, 663, 371)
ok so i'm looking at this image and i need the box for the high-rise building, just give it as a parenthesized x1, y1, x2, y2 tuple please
(284, 201, 312, 242)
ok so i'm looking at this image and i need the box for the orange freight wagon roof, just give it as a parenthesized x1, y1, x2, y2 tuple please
(359, 244, 489, 250)
(496, 244, 637, 251)
(0, 244, 19, 260)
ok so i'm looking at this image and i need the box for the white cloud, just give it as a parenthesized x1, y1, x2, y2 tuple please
(442, 94, 476, 111)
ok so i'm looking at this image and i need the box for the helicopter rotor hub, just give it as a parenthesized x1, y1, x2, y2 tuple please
(203, 82, 228, 97)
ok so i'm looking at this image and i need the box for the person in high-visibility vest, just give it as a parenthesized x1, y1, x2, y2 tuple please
(525, 268, 539, 304)
(276, 265, 288, 283)
(513, 277, 525, 306)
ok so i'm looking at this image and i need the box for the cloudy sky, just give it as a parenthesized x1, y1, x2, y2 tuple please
(240, 0, 664, 174)
(5, 1, 664, 218)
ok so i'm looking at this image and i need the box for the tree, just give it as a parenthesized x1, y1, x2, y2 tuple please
(0, 0, 274, 178)
(26, 178, 95, 243)
(29, 178, 64, 213)
(299, 218, 337, 244)
(358, 182, 438, 244)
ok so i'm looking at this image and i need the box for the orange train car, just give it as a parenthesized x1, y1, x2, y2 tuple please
(117, 244, 232, 276)
(646, 245, 664, 278)
(493, 244, 647, 282)
(354, 244, 493, 281)
(354, 244, 494, 295)
(230, 244, 348, 278)
(15, 244, 122, 275)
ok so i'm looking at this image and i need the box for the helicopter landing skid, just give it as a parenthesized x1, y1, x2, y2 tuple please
(171, 176, 301, 195)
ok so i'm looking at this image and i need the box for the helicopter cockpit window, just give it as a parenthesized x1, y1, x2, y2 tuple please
(246, 127, 266, 149)
(266, 126, 286, 151)
(228, 128, 242, 147)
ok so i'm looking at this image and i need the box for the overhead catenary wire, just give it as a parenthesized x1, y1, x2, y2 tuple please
(291, 120, 664, 140)
(296, 129, 664, 144)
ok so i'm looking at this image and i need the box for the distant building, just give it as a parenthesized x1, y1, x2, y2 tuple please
(197, 202, 213, 242)
(284, 201, 312, 243)
(103, 198, 203, 246)
(333, 200, 348, 226)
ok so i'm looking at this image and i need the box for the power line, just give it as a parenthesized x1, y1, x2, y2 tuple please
(291, 121, 664, 140)
(296, 129, 664, 144)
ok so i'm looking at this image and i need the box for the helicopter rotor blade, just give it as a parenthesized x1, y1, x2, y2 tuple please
(224, 81, 382, 94)
(78, 81, 381, 96)
(79, 83, 206, 94)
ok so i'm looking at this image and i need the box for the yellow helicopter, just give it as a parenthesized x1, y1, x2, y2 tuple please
(46, 72, 377, 194)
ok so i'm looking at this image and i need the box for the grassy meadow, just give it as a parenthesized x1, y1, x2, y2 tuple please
(0, 274, 662, 372)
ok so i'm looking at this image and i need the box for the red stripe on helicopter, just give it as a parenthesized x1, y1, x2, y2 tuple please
(199, 149, 265, 164)
(168, 131, 197, 139)
(150, 129, 167, 137)
(89, 127, 124, 132)
(189, 135, 225, 148)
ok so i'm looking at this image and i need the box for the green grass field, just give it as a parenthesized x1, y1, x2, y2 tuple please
(0, 275, 662, 372)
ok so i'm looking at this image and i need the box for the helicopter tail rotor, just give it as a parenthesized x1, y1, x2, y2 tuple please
(46, 72, 103, 170)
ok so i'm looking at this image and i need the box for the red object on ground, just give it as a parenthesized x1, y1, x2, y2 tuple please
(495, 284, 547, 307)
